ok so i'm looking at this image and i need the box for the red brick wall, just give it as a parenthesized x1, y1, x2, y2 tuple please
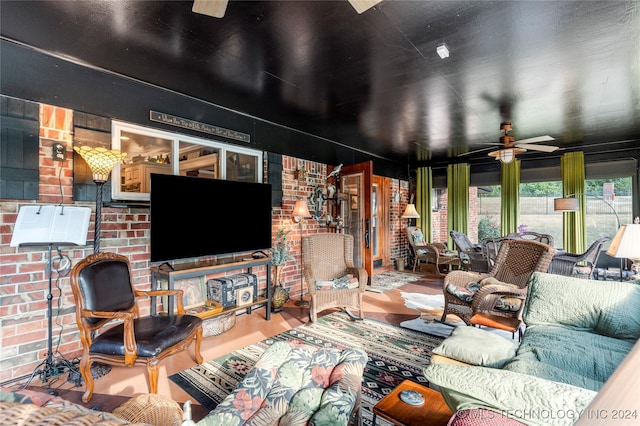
(0, 102, 409, 383)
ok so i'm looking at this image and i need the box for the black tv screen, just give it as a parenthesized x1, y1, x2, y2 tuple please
(150, 174, 272, 263)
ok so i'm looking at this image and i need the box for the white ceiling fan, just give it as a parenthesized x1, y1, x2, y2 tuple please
(458, 122, 559, 163)
(192, 0, 383, 18)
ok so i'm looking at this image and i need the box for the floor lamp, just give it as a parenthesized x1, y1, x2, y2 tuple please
(74, 146, 127, 253)
(292, 199, 311, 307)
(554, 195, 624, 279)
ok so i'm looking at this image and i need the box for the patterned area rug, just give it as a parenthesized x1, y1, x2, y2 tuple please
(170, 311, 444, 426)
(367, 270, 423, 293)
(400, 292, 515, 339)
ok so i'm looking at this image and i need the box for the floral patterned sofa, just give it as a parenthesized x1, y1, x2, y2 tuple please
(196, 340, 367, 426)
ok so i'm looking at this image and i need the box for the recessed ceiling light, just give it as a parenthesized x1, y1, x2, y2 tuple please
(437, 43, 449, 59)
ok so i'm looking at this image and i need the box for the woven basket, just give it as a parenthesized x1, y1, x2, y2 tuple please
(202, 312, 236, 337)
(112, 394, 182, 426)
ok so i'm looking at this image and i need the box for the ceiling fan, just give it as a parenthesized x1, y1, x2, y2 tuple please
(192, 0, 383, 18)
(459, 122, 559, 163)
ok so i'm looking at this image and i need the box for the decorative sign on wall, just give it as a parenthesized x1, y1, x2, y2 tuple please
(150, 111, 250, 143)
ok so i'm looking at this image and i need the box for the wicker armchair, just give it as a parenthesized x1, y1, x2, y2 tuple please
(549, 237, 610, 279)
(450, 230, 491, 272)
(302, 233, 368, 322)
(441, 239, 556, 324)
(407, 226, 461, 274)
(506, 231, 555, 246)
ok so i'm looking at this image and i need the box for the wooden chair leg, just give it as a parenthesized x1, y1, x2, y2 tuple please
(80, 357, 94, 403)
(147, 361, 160, 394)
(193, 327, 204, 364)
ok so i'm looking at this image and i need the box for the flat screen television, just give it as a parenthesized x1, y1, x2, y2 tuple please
(150, 174, 272, 264)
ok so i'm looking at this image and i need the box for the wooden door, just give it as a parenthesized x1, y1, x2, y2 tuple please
(338, 161, 373, 282)
(372, 175, 391, 267)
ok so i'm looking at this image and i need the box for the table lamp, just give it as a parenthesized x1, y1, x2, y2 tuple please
(606, 217, 640, 280)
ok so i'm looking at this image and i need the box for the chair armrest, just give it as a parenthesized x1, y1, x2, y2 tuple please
(347, 267, 368, 290)
(82, 309, 139, 364)
(444, 270, 490, 290)
(135, 289, 186, 314)
(471, 285, 526, 313)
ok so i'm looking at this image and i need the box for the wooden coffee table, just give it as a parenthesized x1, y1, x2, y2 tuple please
(372, 379, 452, 426)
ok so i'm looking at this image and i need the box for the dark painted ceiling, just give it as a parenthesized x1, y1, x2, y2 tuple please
(2, 0, 639, 168)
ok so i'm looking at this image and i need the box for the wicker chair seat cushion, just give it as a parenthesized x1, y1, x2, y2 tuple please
(446, 282, 481, 303)
(314, 274, 359, 290)
(573, 265, 593, 276)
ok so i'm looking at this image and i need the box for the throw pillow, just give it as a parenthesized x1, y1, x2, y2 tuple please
(494, 297, 522, 312)
(432, 325, 519, 368)
(479, 277, 518, 289)
(411, 228, 427, 246)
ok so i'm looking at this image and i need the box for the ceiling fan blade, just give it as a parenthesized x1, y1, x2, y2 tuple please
(515, 143, 559, 153)
(514, 135, 555, 144)
(192, 0, 228, 18)
(348, 0, 383, 14)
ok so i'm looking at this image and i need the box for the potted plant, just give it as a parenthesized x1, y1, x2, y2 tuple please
(269, 229, 295, 311)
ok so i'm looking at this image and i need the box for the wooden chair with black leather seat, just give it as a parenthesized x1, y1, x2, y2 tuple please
(69, 252, 203, 402)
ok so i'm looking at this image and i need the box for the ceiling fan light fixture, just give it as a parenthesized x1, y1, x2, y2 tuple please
(437, 43, 449, 59)
(489, 147, 526, 163)
(499, 148, 514, 163)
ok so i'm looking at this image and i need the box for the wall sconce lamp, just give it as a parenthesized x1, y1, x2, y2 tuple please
(292, 199, 311, 307)
(74, 146, 127, 253)
(606, 217, 640, 280)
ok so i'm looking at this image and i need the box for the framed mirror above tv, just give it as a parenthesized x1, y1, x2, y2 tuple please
(111, 120, 263, 202)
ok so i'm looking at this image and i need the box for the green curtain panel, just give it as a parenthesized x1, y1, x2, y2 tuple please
(416, 167, 433, 242)
(447, 163, 470, 246)
(561, 151, 586, 253)
(500, 159, 521, 235)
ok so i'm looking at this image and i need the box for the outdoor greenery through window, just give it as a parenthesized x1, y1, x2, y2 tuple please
(465, 177, 632, 249)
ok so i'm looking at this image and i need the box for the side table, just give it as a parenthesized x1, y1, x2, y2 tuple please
(470, 312, 523, 341)
(372, 379, 452, 426)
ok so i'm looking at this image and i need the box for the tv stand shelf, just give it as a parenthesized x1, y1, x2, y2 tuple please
(150, 256, 272, 320)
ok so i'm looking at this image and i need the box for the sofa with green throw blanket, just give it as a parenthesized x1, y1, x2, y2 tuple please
(196, 340, 367, 426)
(424, 272, 640, 426)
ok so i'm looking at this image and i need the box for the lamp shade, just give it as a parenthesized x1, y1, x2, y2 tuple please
(74, 146, 127, 182)
(292, 199, 311, 220)
(554, 197, 580, 212)
(401, 203, 420, 219)
(606, 221, 640, 259)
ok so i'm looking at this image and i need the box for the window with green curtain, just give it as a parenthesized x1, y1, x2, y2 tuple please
(416, 167, 433, 242)
(561, 151, 586, 253)
(501, 159, 520, 235)
(447, 163, 470, 246)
